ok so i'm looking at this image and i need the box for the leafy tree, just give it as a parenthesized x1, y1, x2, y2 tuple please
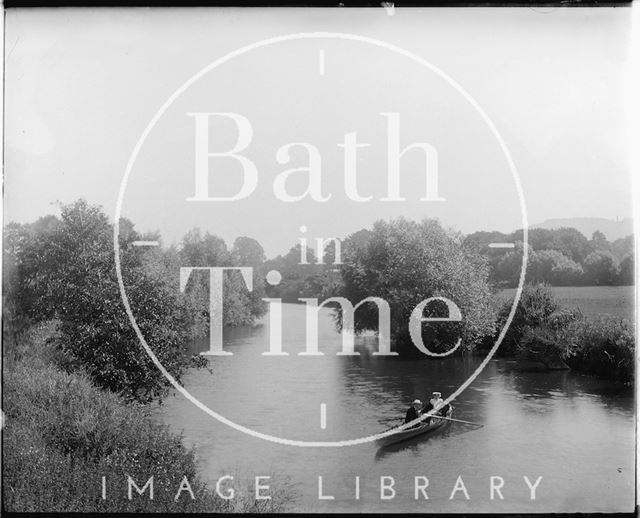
(178, 229, 264, 327)
(511, 227, 591, 264)
(180, 228, 229, 266)
(231, 236, 266, 266)
(528, 249, 583, 286)
(583, 250, 619, 286)
(611, 234, 634, 262)
(618, 252, 634, 286)
(493, 241, 531, 287)
(338, 218, 496, 353)
(4, 200, 199, 402)
(550, 227, 592, 264)
(496, 283, 562, 356)
(589, 230, 610, 252)
(263, 245, 321, 302)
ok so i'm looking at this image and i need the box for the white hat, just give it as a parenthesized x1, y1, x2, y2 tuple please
(412, 399, 422, 405)
(432, 391, 441, 397)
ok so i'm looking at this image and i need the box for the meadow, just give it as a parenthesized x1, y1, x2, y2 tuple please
(501, 285, 635, 321)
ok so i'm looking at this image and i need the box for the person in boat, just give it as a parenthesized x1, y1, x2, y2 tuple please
(423, 391, 450, 418)
(404, 399, 423, 428)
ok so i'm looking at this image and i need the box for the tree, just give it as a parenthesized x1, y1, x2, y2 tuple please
(528, 249, 583, 286)
(5, 200, 198, 402)
(230, 236, 267, 320)
(496, 283, 562, 356)
(179, 230, 265, 327)
(618, 253, 634, 286)
(493, 241, 532, 287)
(180, 228, 229, 266)
(263, 245, 321, 302)
(589, 230, 610, 253)
(339, 218, 496, 353)
(551, 227, 592, 264)
(583, 250, 619, 286)
(611, 234, 634, 262)
(231, 236, 266, 266)
(511, 227, 591, 264)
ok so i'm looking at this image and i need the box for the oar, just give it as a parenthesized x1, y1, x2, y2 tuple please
(380, 415, 482, 427)
(432, 415, 483, 427)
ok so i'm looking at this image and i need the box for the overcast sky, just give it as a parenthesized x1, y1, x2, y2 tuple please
(4, 7, 633, 257)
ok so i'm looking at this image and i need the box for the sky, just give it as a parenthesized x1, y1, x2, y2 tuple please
(3, 7, 634, 258)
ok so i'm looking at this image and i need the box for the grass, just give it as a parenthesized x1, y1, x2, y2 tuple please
(2, 324, 296, 513)
(497, 284, 634, 383)
(500, 285, 635, 320)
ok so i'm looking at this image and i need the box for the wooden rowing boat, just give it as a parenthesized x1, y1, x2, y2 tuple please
(376, 406, 453, 448)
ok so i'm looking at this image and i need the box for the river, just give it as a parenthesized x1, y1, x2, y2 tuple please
(154, 303, 635, 513)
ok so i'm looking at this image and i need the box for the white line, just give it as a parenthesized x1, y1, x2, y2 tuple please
(114, 32, 528, 448)
(320, 403, 327, 429)
(488, 243, 515, 249)
(319, 49, 325, 76)
(132, 241, 160, 247)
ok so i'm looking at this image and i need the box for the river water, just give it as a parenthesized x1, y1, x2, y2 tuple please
(154, 303, 635, 513)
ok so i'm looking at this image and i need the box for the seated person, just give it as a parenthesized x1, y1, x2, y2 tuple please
(404, 399, 423, 428)
(424, 391, 449, 417)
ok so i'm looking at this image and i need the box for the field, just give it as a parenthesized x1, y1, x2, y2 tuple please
(501, 285, 636, 321)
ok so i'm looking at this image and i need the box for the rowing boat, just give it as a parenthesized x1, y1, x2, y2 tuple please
(376, 406, 453, 448)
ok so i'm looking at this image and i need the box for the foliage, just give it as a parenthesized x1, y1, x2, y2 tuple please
(466, 227, 634, 287)
(3, 201, 201, 402)
(528, 249, 583, 286)
(511, 227, 592, 264)
(338, 218, 497, 353)
(513, 307, 583, 367)
(495, 283, 562, 356)
(178, 229, 267, 328)
(495, 284, 634, 382)
(583, 250, 620, 286)
(2, 360, 295, 513)
(618, 253, 634, 286)
(557, 315, 635, 383)
(3, 201, 270, 402)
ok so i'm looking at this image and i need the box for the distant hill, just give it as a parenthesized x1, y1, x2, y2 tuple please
(530, 217, 633, 241)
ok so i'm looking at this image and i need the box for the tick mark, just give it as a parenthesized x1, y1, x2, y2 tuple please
(132, 241, 160, 247)
(488, 243, 515, 249)
(319, 49, 325, 76)
(320, 403, 327, 429)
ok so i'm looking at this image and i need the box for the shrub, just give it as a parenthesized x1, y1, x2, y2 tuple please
(495, 283, 561, 356)
(339, 218, 497, 353)
(2, 362, 295, 513)
(558, 315, 635, 383)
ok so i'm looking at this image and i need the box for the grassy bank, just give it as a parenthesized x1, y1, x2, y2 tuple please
(2, 324, 295, 513)
(496, 284, 635, 383)
(500, 285, 635, 321)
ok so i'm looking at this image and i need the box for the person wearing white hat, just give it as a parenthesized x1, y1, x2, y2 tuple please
(404, 399, 423, 427)
(424, 391, 449, 420)
(430, 391, 444, 410)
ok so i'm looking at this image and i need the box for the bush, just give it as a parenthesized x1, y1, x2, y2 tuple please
(2, 361, 295, 513)
(339, 218, 497, 353)
(558, 315, 635, 383)
(495, 283, 561, 356)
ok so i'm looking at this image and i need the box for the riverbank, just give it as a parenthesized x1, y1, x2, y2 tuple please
(2, 323, 295, 513)
(494, 284, 634, 383)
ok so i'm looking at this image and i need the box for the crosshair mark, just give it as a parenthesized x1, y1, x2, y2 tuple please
(320, 403, 327, 429)
(132, 241, 160, 247)
(488, 243, 515, 249)
(318, 49, 325, 76)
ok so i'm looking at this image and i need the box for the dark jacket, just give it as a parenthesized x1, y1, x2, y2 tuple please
(404, 406, 419, 424)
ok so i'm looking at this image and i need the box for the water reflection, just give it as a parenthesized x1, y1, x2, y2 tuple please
(158, 304, 634, 513)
